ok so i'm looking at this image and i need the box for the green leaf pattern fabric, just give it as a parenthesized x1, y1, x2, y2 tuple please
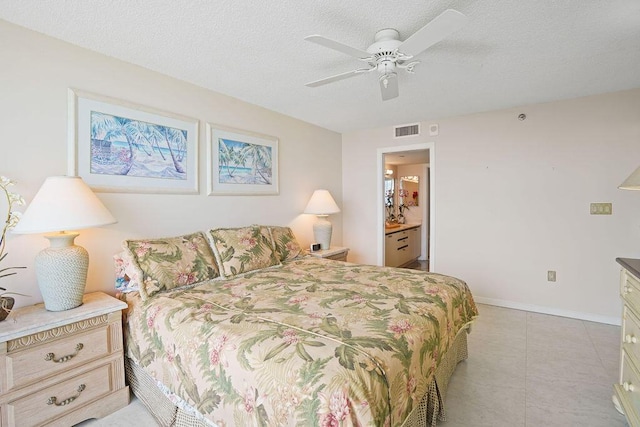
(268, 226, 304, 262)
(209, 226, 281, 278)
(123, 257, 478, 426)
(125, 232, 219, 300)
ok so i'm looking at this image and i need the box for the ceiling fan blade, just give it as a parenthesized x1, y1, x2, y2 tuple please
(379, 73, 399, 101)
(305, 35, 371, 59)
(306, 69, 369, 87)
(398, 9, 468, 56)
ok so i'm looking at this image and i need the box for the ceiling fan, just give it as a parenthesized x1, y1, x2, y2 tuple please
(304, 9, 468, 101)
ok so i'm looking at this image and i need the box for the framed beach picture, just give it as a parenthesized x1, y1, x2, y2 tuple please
(68, 89, 199, 193)
(207, 124, 279, 195)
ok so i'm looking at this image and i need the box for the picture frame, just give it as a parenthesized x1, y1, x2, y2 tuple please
(68, 89, 199, 193)
(207, 123, 279, 195)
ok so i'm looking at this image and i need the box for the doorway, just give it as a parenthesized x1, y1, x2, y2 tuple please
(376, 143, 435, 271)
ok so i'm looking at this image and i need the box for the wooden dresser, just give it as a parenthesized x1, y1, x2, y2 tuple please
(0, 292, 129, 427)
(614, 258, 640, 426)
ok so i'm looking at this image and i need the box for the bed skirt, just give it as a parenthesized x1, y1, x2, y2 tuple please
(125, 324, 472, 427)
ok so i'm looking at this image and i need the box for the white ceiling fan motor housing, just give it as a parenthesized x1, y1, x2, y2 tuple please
(367, 29, 408, 75)
(367, 29, 402, 52)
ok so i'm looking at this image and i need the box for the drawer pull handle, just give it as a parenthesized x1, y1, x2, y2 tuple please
(47, 384, 86, 406)
(45, 343, 84, 363)
(625, 334, 638, 344)
(625, 285, 633, 294)
(623, 381, 636, 392)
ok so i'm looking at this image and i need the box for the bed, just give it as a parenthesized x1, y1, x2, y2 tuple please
(115, 226, 478, 427)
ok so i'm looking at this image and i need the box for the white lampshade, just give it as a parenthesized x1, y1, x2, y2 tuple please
(303, 189, 341, 215)
(619, 166, 640, 190)
(304, 190, 340, 250)
(12, 176, 116, 311)
(12, 176, 116, 234)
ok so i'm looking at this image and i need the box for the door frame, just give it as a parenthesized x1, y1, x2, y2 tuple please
(376, 142, 435, 270)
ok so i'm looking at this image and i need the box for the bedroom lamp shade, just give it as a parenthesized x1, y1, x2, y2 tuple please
(12, 176, 117, 311)
(304, 189, 340, 250)
(619, 166, 640, 190)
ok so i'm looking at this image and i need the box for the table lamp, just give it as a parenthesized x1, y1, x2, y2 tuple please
(12, 176, 116, 311)
(304, 189, 340, 250)
(619, 166, 640, 190)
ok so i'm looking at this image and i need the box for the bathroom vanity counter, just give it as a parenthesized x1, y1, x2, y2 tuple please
(384, 223, 421, 235)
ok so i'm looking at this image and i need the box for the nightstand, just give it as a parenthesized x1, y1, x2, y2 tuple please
(309, 246, 349, 262)
(0, 292, 129, 427)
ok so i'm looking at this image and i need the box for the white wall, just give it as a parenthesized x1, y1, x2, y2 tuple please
(0, 20, 342, 308)
(343, 89, 640, 324)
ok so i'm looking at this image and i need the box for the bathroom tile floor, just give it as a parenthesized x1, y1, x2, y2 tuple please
(77, 304, 626, 427)
(404, 259, 429, 271)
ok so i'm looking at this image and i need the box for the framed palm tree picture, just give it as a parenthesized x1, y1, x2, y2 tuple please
(68, 89, 199, 193)
(206, 124, 279, 195)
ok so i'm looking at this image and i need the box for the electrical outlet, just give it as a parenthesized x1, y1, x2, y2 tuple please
(547, 270, 556, 282)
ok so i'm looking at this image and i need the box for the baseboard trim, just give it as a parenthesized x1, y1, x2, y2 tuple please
(473, 296, 621, 326)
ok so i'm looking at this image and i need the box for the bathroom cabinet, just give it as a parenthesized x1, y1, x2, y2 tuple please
(385, 224, 421, 267)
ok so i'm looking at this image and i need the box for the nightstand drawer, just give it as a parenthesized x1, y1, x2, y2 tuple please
(6, 324, 111, 391)
(7, 363, 113, 427)
(324, 252, 347, 261)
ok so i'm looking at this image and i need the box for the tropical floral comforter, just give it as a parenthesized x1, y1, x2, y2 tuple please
(123, 257, 478, 427)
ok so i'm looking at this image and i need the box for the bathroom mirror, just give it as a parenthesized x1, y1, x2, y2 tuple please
(400, 176, 419, 207)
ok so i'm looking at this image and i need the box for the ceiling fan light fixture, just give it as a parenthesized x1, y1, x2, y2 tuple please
(380, 72, 397, 88)
(378, 59, 396, 75)
(304, 9, 468, 100)
(379, 72, 399, 100)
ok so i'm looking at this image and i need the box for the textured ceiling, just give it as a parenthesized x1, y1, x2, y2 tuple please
(1, 1, 639, 133)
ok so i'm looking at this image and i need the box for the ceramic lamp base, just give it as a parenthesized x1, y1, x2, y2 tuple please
(35, 232, 88, 311)
(313, 215, 333, 250)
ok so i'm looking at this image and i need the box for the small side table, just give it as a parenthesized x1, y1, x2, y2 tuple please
(0, 292, 129, 427)
(309, 246, 349, 262)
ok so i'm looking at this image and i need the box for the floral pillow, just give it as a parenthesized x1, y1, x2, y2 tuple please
(268, 226, 303, 262)
(114, 251, 142, 294)
(124, 232, 219, 300)
(208, 226, 280, 278)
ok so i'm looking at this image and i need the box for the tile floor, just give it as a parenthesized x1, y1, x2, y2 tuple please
(443, 304, 626, 427)
(78, 304, 628, 426)
(404, 259, 429, 271)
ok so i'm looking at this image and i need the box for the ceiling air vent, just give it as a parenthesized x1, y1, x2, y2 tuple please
(394, 123, 420, 138)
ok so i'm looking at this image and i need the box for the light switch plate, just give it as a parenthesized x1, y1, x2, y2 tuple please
(590, 203, 612, 215)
